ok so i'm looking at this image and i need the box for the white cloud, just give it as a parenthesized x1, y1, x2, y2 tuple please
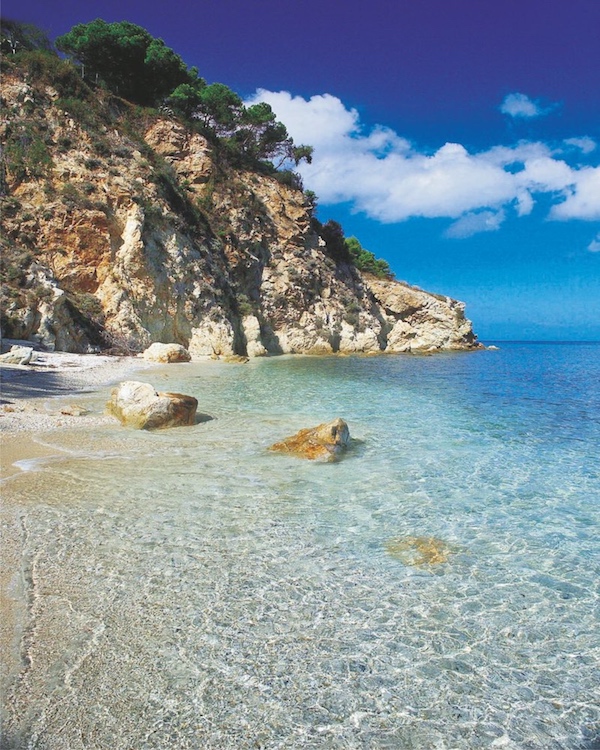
(246, 89, 600, 235)
(564, 137, 597, 154)
(550, 167, 600, 220)
(445, 210, 506, 239)
(499, 92, 555, 119)
(588, 233, 600, 252)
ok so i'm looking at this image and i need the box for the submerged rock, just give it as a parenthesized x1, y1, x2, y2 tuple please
(222, 355, 249, 364)
(107, 381, 198, 430)
(269, 418, 350, 462)
(384, 536, 453, 566)
(142, 343, 191, 363)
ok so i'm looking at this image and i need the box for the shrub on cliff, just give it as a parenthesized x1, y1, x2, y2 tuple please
(0, 18, 53, 55)
(319, 221, 394, 278)
(319, 220, 352, 263)
(345, 236, 394, 279)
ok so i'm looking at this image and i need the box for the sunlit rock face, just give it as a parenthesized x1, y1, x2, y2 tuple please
(1, 70, 480, 356)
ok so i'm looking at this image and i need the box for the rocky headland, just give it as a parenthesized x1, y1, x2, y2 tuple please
(1, 52, 480, 358)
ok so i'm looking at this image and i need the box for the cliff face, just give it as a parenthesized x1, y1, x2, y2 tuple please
(0, 66, 480, 356)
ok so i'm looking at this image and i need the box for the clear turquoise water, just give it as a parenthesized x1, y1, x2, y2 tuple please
(3, 344, 600, 749)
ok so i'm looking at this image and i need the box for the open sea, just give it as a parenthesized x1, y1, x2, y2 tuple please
(1, 342, 599, 749)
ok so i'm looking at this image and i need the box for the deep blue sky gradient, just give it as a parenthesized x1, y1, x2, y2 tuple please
(4, 0, 600, 339)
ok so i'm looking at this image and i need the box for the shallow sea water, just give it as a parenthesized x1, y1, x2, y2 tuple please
(2, 343, 599, 749)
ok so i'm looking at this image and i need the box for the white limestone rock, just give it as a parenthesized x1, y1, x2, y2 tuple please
(142, 342, 191, 363)
(107, 381, 198, 430)
(0, 346, 38, 365)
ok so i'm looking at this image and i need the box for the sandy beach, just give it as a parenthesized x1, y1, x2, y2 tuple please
(0, 343, 151, 476)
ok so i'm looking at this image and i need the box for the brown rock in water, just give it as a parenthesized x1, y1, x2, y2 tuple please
(107, 381, 198, 430)
(142, 343, 192, 363)
(384, 536, 452, 566)
(222, 355, 249, 364)
(269, 418, 350, 461)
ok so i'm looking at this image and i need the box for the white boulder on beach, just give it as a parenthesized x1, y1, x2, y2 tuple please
(141, 343, 192, 363)
(0, 346, 38, 365)
(106, 381, 199, 430)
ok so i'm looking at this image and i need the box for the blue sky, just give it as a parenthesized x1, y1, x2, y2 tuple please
(4, 0, 600, 340)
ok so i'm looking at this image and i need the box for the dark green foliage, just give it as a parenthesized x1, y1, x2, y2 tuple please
(167, 79, 206, 119)
(232, 102, 313, 167)
(0, 239, 51, 337)
(0, 195, 22, 218)
(345, 236, 394, 279)
(196, 83, 243, 133)
(54, 97, 99, 128)
(319, 222, 394, 277)
(291, 144, 313, 166)
(320, 220, 351, 263)
(273, 170, 304, 190)
(56, 19, 192, 106)
(234, 102, 288, 162)
(2, 121, 53, 184)
(5, 49, 89, 101)
(2, 19, 396, 294)
(92, 138, 111, 157)
(341, 297, 364, 330)
(67, 291, 104, 322)
(60, 182, 95, 210)
(0, 243, 32, 284)
(1, 18, 53, 54)
(168, 83, 312, 171)
(57, 136, 73, 153)
(303, 190, 318, 216)
(32, 19, 312, 176)
(236, 293, 254, 317)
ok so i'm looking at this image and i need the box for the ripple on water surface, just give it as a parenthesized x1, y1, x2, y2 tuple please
(2, 345, 599, 749)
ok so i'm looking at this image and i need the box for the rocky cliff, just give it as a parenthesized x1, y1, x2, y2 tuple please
(0, 60, 480, 356)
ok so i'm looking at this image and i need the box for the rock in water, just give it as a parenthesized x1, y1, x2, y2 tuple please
(107, 381, 198, 430)
(384, 536, 453, 566)
(142, 343, 191, 363)
(222, 355, 249, 364)
(269, 418, 350, 461)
